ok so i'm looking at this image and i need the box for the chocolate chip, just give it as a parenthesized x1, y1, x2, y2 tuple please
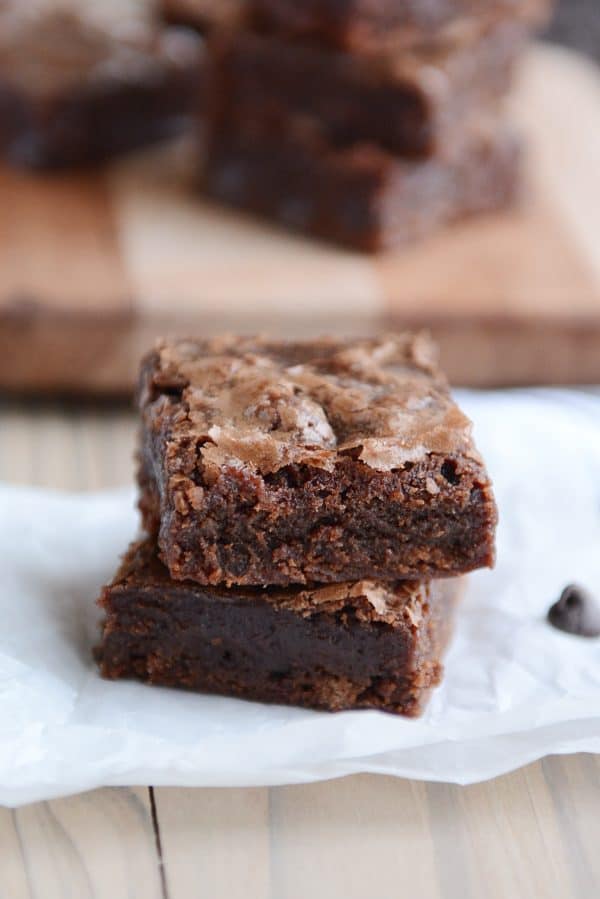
(440, 459, 460, 485)
(547, 585, 600, 638)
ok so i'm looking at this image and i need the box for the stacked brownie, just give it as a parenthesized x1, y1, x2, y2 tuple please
(97, 334, 498, 715)
(199, 0, 553, 249)
(0, 1, 204, 168)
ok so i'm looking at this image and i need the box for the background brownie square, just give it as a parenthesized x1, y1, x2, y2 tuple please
(204, 120, 520, 251)
(248, 0, 553, 52)
(211, 22, 525, 158)
(138, 335, 497, 586)
(0, 6, 204, 168)
(97, 538, 462, 716)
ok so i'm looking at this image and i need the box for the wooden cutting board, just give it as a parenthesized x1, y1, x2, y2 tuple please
(0, 43, 599, 396)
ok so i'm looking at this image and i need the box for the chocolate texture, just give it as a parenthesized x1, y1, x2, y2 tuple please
(97, 538, 462, 715)
(138, 334, 498, 586)
(211, 21, 525, 158)
(547, 585, 600, 638)
(204, 121, 521, 251)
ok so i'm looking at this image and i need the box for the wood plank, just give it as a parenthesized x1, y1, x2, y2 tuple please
(0, 405, 36, 486)
(513, 47, 600, 282)
(541, 755, 600, 898)
(0, 807, 32, 899)
(153, 787, 270, 899)
(268, 776, 440, 899)
(0, 788, 164, 899)
(0, 161, 135, 395)
(0, 403, 136, 489)
(71, 408, 137, 489)
(379, 195, 599, 321)
(426, 765, 574, 899)
(0, 167, 132, 313)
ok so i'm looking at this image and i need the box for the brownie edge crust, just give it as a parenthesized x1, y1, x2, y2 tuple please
(138, 334, 497, 587)
(97, 539, 461, 716)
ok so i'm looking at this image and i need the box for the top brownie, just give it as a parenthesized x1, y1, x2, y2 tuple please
(248, 0, 553, 51)
(138, 335, 497, 586)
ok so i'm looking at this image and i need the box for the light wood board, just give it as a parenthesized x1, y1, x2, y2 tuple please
(0, 44, 599, 395)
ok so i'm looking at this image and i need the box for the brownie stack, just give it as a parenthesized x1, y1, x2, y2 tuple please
(195, 0, 552, 250)
(97, 334, 498, 716)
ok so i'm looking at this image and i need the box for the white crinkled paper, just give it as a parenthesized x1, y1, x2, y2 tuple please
(1, 390, 600, 806)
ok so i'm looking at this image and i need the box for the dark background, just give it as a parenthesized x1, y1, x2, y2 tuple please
(546, 0, 600, 62)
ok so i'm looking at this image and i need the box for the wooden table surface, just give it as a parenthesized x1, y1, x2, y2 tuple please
(0, 402, 598, 899)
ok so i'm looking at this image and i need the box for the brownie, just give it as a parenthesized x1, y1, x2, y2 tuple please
(97, 538, 461, 715)
(248, 0, 553, 52)
(211, 21, 525, 158)
(204, 120, 520, 251)
(137, 335, 498, 587)
(163, 0, 245, 32)
(0, 6, 204, 168)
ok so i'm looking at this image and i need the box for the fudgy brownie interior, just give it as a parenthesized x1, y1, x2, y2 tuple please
(98, 538, 461, 715)
(137, 334, 497, 585)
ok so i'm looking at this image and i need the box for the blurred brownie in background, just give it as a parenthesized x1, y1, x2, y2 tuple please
(248, 0, 553, 52)
(205, 120, 520, 251)
(163, 0, 245, 32)
(201, 0, 550, 248)
(0, 4, 204, 168)
(212, 21, 525, 159)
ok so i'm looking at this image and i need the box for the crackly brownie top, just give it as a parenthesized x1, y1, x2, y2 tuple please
(141, 334, 481, 476)
(0, 2, 201, 96)
(109, 538, 438, 628)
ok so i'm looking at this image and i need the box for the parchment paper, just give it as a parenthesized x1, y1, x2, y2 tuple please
(1, 390, 599, 806)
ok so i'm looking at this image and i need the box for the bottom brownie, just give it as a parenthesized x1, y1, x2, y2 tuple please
(203, 122, 520, 251)
(97, 539, 461, 716)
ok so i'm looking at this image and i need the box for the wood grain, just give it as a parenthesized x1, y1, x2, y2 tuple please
(0, 44, 599, 395)
(0, 167, 131, 313)
(153, 787, 270, 899)
(268, 776, 439, 899)
(107, 142, 382, 319)
(435, 764, 574, 898)
(0, 788, 164, 899)
(0, 405, 598, 898)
